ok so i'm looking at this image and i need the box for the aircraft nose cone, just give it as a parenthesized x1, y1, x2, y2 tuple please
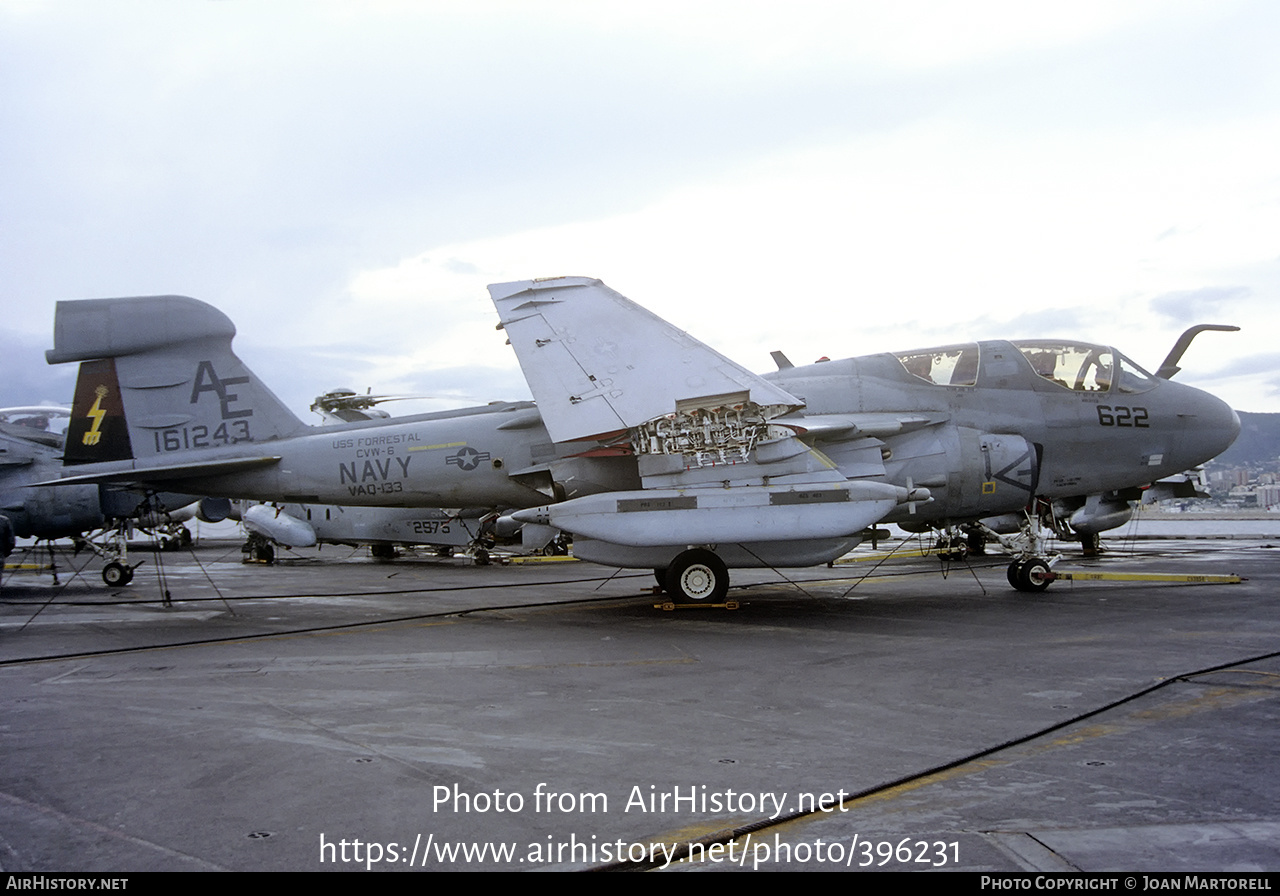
(1172, 384, 1240, 468)
(1199, 391, 1241, 461)
(1219, 400, 1242, 455)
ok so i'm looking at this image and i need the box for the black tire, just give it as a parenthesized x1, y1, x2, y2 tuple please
(255, 544, 275, 564)
(1018, 559, 1053, 592)
(653, 568, 667, 590)
(474, 548, 490, 566)
(1007, 560, 1025, 590)
(663, 549, 729, 603)
(370, 543, 396, 560)
(102, 562, 130, 587)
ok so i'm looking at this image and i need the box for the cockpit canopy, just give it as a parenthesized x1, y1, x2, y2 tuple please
(0, 406, 71, 436)
(893, 342, 1158, 393)
(894, 345, 980, 386)
(1011, 341, 1157, 394)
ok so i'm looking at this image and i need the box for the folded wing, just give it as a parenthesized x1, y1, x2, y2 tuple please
(490, 277, 803, 443)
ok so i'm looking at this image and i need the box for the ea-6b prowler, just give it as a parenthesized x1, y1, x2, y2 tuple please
(490, 277, 1240, 600)
(43, 279, 1238, 600)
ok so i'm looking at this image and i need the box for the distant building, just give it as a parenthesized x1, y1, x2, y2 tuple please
(1259, 484, 1280, 511)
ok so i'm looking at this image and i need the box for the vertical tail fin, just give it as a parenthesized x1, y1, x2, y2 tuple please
(64, 358, 134, 465)
(49, 295, 306, 466)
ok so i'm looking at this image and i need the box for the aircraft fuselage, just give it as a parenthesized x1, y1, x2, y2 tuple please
(86, 403, 560, 510)
(769, 338, 1239, 524)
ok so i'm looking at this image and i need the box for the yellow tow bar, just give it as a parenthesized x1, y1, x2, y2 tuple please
(1050, 570, 1243, 585)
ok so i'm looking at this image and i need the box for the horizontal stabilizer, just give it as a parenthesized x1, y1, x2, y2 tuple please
(40, 455, 281, 487)
(489, 277, 803, 443)
(46, 295, 237, 364)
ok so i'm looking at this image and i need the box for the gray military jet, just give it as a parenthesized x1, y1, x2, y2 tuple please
(44, 296, 567, 512)
(490, 277, 1240, 599)
(0, 408, 102, 562)
(42, 280, 1238, 600)
(0, 406, 218, 585)
(233, 501, 559, 565)
(211, 387, 559, 565)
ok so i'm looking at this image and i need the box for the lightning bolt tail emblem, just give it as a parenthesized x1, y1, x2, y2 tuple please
(82, 385, 109, 446)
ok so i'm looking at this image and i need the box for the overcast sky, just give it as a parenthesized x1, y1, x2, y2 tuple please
(3, 0, 1278, 417)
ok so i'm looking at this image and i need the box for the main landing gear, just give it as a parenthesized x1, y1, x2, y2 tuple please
(654, 548, 731, 605)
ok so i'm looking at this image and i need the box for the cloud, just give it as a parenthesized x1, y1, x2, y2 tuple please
(0, 332, 78, 409)
(1151, 286, 1252, 323)
(1203, 351, 1280, 380)
(4, 0, 1280, 413)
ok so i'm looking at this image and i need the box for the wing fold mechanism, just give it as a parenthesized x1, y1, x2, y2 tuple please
(483, 276, 936, 550)
(489, 277, 804, 444)
(490, 277, 932, 553)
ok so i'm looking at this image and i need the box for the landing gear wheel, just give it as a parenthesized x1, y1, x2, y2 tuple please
(370, 543, 397, 560)
(253, 544, 275, 564)
(664, 549, 729, 604)
(1018, 558, 1053, 592)
(1009, 558, 1053, 592)
(102, 561, 132, 587)
(653, 568, 668, 591)
(473, 548, 491, 566)
(1007, 560, 1026, 590)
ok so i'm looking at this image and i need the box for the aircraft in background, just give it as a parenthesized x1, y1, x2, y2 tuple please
(491, 278, 1240, 599)
(227, 389, 562, 564)
(41, 281, 1238, 600)
(233, 500, 563, 564)
(1, 407, 98, 563)
(0, 406, 223, 585)
(43, 296, 578, 514)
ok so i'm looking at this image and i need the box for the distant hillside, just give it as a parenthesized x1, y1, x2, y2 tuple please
(1212, 411, 1280, 467)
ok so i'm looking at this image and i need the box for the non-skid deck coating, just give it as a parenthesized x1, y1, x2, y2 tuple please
(1, 536, 1276, 872)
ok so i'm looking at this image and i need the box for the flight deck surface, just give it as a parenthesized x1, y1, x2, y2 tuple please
(1, 535, 1276, 872)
